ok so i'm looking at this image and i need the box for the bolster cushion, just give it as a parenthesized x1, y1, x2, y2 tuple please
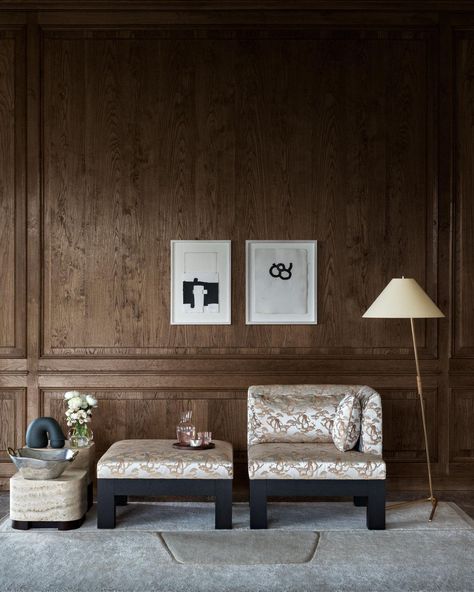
(332, 394, 362, 452)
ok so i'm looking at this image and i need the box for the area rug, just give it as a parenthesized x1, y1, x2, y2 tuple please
(0, 502, 473, 592)
(1, 500, 471, 532)
(161, 531, 320, 564)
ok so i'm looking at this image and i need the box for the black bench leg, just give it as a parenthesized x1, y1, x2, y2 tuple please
(354, 496, 368, 507)
(87, 482, 93, 510)
(215, 480, 232, 529)
(250, 480, 267, 529)
(97, 479, 116, 529)
(367, 481, 385, 530)
(115, 495, 128, 506)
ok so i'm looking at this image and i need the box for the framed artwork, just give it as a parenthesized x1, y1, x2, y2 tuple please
(246, 240, 317, 324)
(170, 240, 231, 325)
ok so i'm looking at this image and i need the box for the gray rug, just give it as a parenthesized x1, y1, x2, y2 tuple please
(161, 531, 320, 564)
(0, 502, 473, 591)
(2, 500, 471, 532)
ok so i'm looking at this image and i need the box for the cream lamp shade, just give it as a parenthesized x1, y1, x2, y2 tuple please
(363, 278, 444, 319)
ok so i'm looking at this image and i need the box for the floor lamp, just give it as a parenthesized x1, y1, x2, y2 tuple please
(363, 277, 444, 522)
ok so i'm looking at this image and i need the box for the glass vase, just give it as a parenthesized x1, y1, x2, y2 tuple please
(68, 423, 93, 448)
(176, 411, 195, 445)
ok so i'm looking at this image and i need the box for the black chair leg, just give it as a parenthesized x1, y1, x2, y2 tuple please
(354, 496, 368, 507)
(250, 480, 268, 529)
(367, 481, 386, 530)
(115, 495, 128, 506)
(215, 480, 233, 529)
(97, 479, 116, 529)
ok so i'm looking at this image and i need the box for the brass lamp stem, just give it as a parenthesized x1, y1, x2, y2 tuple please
(388, 319, 438, 521)
(410, 318, 435, 505)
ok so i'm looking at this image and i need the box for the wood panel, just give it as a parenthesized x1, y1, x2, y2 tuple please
(42, 389, 247, 460)
(454, 34, 474, 358)
(0, 389, 25, 455)
(450, 388, 474, 462)
(41, 385, 440, 471)
(0, 8, 472, 492)
(381, 388, 438, 464)
(41, 30, 436, 357)
(0, 29, 26, 357)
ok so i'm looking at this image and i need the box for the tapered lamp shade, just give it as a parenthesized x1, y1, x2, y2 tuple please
(363, 278, 444, 319)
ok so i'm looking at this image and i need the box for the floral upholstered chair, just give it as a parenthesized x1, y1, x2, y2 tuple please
(247, 385, 386, 529)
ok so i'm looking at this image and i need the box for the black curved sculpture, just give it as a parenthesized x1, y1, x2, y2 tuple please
(25, 417, 65, 449)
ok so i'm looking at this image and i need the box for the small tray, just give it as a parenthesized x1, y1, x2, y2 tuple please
(172, 442, 215, 451)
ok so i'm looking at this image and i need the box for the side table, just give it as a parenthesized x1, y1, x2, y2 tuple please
(10, 441, 96, 530)
(10, 469, 88, 530)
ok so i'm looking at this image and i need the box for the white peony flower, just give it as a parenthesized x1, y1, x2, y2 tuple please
(64, 390, 80, 401)
(81, 398, 88, 409)
(68, 396, 83, 411)
(86, 395, 98, 407)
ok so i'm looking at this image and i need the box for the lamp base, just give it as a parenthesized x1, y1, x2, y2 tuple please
(387, 496, 438, 522)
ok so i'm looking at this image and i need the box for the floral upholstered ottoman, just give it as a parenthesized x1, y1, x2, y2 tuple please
(96, 439, 233, 529)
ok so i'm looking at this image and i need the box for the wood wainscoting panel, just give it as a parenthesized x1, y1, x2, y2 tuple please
(0, 29, 26, 357)
(379, 388, 438, 465)
(42, 390, 247, 461)
(450, 388, 474, 462)
(41, 29, 436, 358)
(0, 389, 26, 488)
(41, 385, 440, 473)
(454, 34, 474, 357)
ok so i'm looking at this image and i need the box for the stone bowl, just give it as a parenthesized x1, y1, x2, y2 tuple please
(8, 447, 78, 480)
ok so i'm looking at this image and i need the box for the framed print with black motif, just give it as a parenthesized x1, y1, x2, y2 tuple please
(171, 240, 231, 325)
(246, 240, 317, 324)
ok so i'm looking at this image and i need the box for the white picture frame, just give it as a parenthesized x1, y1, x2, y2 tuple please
(246, 240, 317, 325)
(171, 240, 231, 325)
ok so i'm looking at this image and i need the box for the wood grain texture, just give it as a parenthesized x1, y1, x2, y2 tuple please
(41, 30, 436, 357)
(40, 385, 442, 474)
(0, 31, 26, 356)
(0, 389, 26, 461)
(0, 10, 473, 491)
(382, 388, 438, 464)
(42, 390, 247, 461)
(450, 389, 474, 462)
(454, 35, 474, 358)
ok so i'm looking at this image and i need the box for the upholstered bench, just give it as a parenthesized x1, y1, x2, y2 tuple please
(248, 385, 386, 530)
(97, 439, 233, 529)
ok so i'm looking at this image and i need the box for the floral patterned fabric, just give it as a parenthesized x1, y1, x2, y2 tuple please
(97, 440, 233, 480)
(248, 391, 341, 444)
(248, 442, 386, 480)
(248, 385, 383, 457)
(332, 394, 362, 452)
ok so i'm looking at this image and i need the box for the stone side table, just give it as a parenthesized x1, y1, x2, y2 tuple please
(10, 441, 96, 530)
(10, 469, 88, 530)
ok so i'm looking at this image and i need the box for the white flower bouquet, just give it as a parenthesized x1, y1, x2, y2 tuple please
(64, 391, 98, 447)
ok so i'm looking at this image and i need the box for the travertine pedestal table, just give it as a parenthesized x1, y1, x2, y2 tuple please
(10, 441, 96, 530)
(10, 469, 88, 530)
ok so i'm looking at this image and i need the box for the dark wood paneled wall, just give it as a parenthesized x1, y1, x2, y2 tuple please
(0, 5, 472, 491)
